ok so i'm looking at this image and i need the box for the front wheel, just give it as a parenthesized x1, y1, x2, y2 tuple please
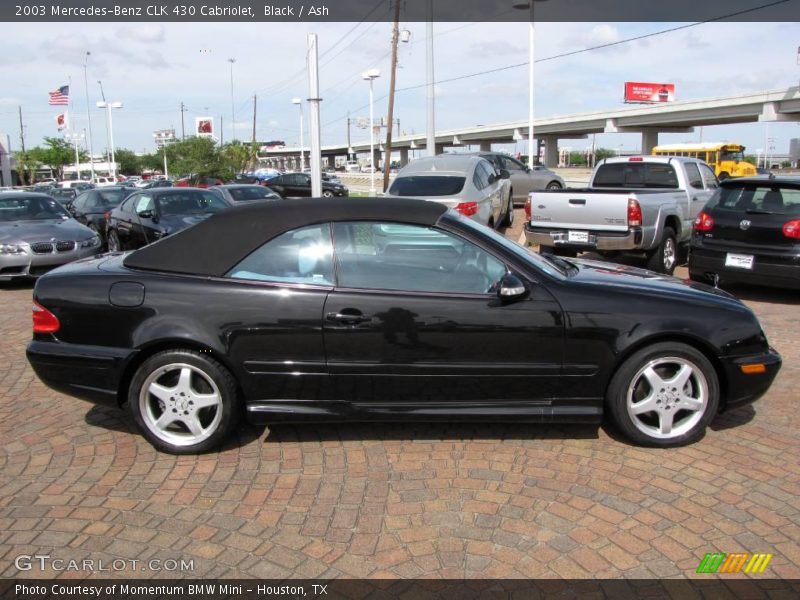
(546, 181, 563, 190)
(322, 190, 334, 198)
(128, 350, 240, 454)
(606, 342, 719, 447)
(646, 227, 677, 274)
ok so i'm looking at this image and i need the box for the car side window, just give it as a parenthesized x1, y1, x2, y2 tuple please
(684, 163, 704, 190)
(134, 195, 154, 214)
(473, 162, 491, 190)
(501, 156, 525, 172)
(699, 164, 718, 189)
(226, 224, 334, 285)
(333, 222, 507, 295)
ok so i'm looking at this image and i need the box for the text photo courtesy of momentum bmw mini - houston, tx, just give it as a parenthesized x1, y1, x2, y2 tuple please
(1, 0, 799, 598)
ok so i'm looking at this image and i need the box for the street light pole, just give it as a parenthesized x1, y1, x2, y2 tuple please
(425, 0, 435, 157)
(228, 58, 236, 143)
(513, 0, 548, 167)
(362, 69, 381, 195)
(307, 33, 323, 198)
(97, 100, 123, 180)
(83, 52, 95, 181)
(292, 98, 304, 171)
(97, 80, 111, 169)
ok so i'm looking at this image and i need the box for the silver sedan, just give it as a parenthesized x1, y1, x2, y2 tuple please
(0, 193, 102, 281)
(385, 155, 513, 229)
(466, 152, 565, 206)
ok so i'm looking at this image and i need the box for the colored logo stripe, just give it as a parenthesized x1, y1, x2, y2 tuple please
(697, 552, 773, 574)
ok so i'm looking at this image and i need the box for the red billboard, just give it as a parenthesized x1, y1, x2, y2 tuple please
(624, 82, 675, 104)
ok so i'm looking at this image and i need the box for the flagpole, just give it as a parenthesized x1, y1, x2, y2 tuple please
(68, 75, 78, 180)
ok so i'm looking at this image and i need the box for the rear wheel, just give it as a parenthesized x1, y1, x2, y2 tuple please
(546, 181, 563, 190)
(128, 350, 240, 454)
(322, 190, 334, 198)
(107, 229, 121, 252)
(646, 227, 677, 274)
(606, 342, 719, 447)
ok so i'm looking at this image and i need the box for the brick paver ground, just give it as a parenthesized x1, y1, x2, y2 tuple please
(1, 212, 798, 579)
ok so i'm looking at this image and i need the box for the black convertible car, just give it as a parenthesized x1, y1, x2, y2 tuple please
(27, 198, 780, 453)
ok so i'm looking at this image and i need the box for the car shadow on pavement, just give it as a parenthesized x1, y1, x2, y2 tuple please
(0, 280, 35, 292)
(263, 421, 600, 444)
(709, 405, 756, 432)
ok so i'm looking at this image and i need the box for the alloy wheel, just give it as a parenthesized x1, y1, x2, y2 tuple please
(138, 363, 223, 447)
(663, 237, 676, 271)
(625, 356, 708, 439)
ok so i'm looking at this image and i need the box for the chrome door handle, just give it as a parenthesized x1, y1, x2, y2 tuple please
(326, 312, 371, 324)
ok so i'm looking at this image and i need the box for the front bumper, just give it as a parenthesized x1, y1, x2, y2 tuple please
(689, 245, 800, 290)
(719, 347, 782, 411)
(26, 340, 135, 407)
(524, 223, 642, 251)
(0, 244, 101, 281)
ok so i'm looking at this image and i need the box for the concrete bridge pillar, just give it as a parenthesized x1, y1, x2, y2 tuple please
(641, 130, 660, 155)
(435, 144, 445, 155)
(542, 136, 559, 168)
(479, 141, 492, 152)
(399, 148, 409, 167)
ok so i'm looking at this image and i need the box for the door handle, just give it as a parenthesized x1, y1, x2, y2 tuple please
(326, 311, 372, 324)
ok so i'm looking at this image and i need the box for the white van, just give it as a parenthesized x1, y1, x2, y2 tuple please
(344, 161, 361, 173)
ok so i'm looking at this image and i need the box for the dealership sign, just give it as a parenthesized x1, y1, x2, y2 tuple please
(195, 117, 214, 137)
(624, 82, 675, 104)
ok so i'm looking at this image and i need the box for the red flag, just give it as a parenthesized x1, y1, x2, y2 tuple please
(55, 113, 68, 131)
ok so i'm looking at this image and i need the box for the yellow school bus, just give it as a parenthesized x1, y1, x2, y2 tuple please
(651, 143, 757, 179)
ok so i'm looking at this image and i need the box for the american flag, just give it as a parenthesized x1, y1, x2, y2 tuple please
(48, 85, 69, 106)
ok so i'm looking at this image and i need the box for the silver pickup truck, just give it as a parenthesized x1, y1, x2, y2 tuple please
(523, 156, 720, 274)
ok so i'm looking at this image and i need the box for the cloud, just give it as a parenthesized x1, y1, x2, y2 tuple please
(469, 40, 526, 58)
(118, 25, 166, 43)
(581, 24, 622, 48)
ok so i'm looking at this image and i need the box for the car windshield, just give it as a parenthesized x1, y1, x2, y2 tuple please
(720, 150, 745, 162)
(451, 213, 566, 279)
(228, 187, 277, 201)
(709, 185, 800, 215)
(0, 196, 69, 222)
(158, 192, 229, 215)
(97, 190, 127, 206)
(388, 176, 466, 197)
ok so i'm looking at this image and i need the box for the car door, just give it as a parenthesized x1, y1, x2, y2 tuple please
(295, 174, 312, 197)
(322, 221, 564, 406)
(70, 192, 90, 224)
(114, 194, 137, 248)
(222, 223, 335, 401)
(129, 193, 158, 248)
(479, 161, 505, 225)
(500, 156, 533, 204)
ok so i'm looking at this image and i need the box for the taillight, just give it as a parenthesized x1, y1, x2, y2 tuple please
(104, 210, 112, 221)
(628, 156, 644, 162)
(32, 301, 60, 334)
(627, 198, 642, 227)
(783, 219, 800, 239)
(694, 211, 715, 232)
(524, 195, 532, 221)
(455, 202, 478, 216)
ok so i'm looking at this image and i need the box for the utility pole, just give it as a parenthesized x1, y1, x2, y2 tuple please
(220, 115, 224, 146)
(307, 33, 323, 197)
(383, 0, 401, 191)
(251, 94, 257, 145)
(18, 106, 25, 153)
(251, 94, 258, 171)
(180, 102, 186, 140)
(346, 113, 351, 158)
(425, 0, 436, 157)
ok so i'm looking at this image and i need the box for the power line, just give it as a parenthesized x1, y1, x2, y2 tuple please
(323, 0, 789, 130)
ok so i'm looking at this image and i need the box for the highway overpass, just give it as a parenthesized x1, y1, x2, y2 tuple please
(259, 86, 800, 170)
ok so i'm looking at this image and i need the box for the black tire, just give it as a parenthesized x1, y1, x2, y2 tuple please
(501, 193, 514, 227)
(546, 181, 563, 190)
(322, 190, 334, 198)
(128, 349, 241, 454)
(718, 172, 730, 181)
(606, 342, 719, 447)
(646, 227, 677, 275)
(551, 247, 578, 258)
(107, 229, 121, 252)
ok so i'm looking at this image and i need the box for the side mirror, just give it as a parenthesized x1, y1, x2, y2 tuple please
(137, 210, 153, 219)
(497, 273, 528, 302)
(487, 173, 497, 185)
(499, 169, 511, 180)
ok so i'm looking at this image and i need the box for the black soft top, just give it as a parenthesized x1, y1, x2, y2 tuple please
(123, 197, 447, 277)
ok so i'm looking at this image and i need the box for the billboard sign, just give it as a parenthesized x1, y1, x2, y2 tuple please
(195, 117, 214, 137)
(624, 82, 675, 104)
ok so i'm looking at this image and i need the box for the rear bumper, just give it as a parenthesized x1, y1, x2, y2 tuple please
(719, 348, 782, 411)
(26, 340, 135, 407)
(524, 223, 642, 251)
(689, 246, 800, 289)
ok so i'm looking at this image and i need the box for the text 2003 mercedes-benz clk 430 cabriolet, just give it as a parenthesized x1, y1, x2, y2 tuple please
(27, 198, 780, 453)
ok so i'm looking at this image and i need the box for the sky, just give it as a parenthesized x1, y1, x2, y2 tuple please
(0, 20, 798, 162)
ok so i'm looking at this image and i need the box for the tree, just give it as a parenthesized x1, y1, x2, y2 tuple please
(13, 151, 41, 185)
(222, 141, 254, 176)
(29, 137, 76, 180)
(165, 137, 230, 179)
(114, 148, 140, 175)
(594, 147, 617, 162)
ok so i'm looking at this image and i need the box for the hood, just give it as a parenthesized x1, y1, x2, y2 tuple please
(0, 218, 95, 244)
(567, 257, 743, 306)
